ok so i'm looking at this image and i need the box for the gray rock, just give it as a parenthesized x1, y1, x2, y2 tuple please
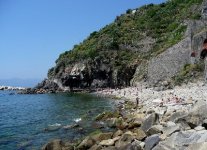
(77, 136, 95, 150)
(187, 142, 207, 150)
(195, 126, 205, 131)
(42, 139, 63, 150)
(113, 130, 123, 138)
(154, 130, 207, 150)
(89, 144, 103, 150)
(141, 113, 159, 132)
(99, 136, 120, 146)
(118, 140, 142, 150)
(133, 128, 147, 141)
(41, 139, 73, 150)
(115, 131, 135, 148)
(163, 124, 180, 136)
(169, 111, 187, 122)
(145, 134, 160, 150)
(147, 125, 163, 136)
(91, 132, 113, 143)
(148, 37, 191, 85)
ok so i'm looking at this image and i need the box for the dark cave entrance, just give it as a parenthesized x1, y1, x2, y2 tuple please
(200, 39, 207, 59)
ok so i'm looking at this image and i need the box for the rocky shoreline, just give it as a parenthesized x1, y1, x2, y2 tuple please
(42, 81, 207, 150)
(0, 86, 26, 91)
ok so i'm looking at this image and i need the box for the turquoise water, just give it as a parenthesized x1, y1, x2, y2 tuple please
(0, 91, 114, 150)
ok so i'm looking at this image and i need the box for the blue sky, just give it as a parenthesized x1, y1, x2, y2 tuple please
(0, 0, 166, 80)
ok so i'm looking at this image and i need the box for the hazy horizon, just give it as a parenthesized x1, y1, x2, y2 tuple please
(0, 78, 42, 87)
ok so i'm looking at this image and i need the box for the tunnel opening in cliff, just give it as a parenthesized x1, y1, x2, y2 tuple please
(200, 39, 207, 59)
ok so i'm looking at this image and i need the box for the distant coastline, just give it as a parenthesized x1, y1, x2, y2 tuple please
(0, 86, 26, 91)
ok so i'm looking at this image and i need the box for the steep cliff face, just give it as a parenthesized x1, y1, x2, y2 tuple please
(39, 0, 207, 91)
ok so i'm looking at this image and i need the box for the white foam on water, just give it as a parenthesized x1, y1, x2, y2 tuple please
(74, 118, 81, 123)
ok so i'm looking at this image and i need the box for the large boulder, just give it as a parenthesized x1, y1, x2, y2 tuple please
(141, 113, 159, 132)
(145, 134, 160, 150)
(154, 130, 207, 150)
(177, 101, 207, 128)
(91, 132, 113, 143)
(42, 139, 73, 150)
(77, 136, 95, 150)
(115, 131, 135, 148)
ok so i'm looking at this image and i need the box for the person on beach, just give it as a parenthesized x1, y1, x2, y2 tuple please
(136, 97, 139, 108)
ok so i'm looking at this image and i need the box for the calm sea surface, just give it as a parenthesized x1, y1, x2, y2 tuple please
(0, 91, 114, 150)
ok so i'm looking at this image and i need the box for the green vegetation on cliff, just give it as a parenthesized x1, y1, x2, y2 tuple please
(49, 0, 203, 82)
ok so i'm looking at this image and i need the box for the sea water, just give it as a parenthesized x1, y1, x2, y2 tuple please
(0, 91, 114, 150)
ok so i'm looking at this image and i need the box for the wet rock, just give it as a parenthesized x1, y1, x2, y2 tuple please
(42, 139, 62, 150)
(144, 134, 160, 150)
(45, 124, 62, 132)
(77, 136, 95, 150)
(106, 118, 119, 128)
(42, 139, 73, 150)
(91, 132, 113, 143)
(141, 113, 159, 132)
(92, 122, 105, 129)
(63, 124, 79, 129)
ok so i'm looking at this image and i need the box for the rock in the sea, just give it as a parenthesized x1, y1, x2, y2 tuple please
(141, 113, 159, 132)
(63, 123, 79, 129)
(144, 134, 160, 150)
(42, 139, 73, 150)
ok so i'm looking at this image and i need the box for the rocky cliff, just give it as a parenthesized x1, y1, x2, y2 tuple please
(37, 0, 207, 92)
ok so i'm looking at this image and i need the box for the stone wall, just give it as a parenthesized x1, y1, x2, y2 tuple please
(147, 15, 207, 85)
(147, 37, 192, 85)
